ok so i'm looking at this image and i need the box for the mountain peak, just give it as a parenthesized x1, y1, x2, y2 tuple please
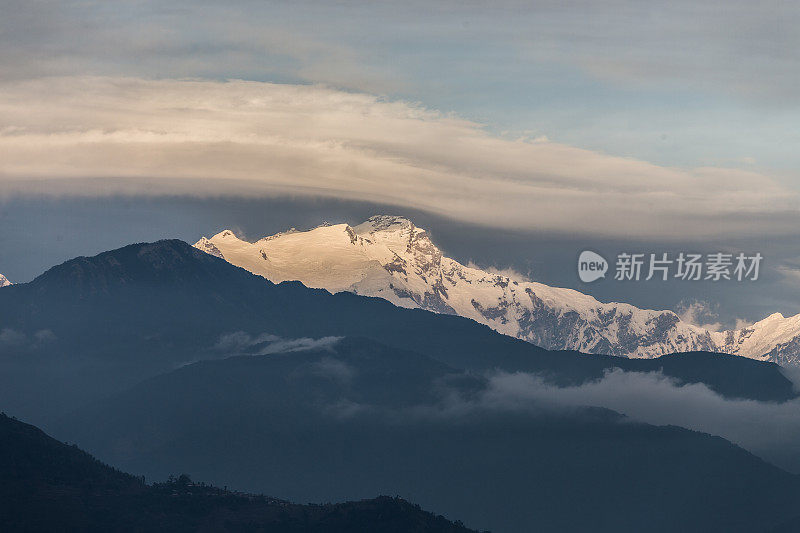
(0, 273, 11, 287)
(356, 215, 415, 234)
(353, 216, 431, 252)
(31, 239, 234, 295)
(211, 229, 240, 240)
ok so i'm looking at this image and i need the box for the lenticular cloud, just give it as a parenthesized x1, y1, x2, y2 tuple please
(0, 76, 796, 238)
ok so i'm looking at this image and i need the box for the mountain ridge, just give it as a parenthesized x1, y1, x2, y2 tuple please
(55, 337, 800, 533)
(195, 216, 800, 365)
(0, 240, 797, 425)
(0, 412, 479, 532)
(3, 238, 799, 531)
(1, 238, 794, 427)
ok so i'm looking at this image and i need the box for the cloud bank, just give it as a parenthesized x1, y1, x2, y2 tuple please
(333, 365, 800, 473)
(1, 76, 797, 238)
(3, 1, 799, 103)
(479, 369, 800, 474)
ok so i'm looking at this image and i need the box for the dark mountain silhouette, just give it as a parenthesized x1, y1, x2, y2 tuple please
(55, 337, 800, 533)
(0, 412, 479, 532)
(0, 240, 793, 425)
(2, 240, 800, 531)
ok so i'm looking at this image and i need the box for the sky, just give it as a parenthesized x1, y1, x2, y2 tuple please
(1, 0, 799, 326)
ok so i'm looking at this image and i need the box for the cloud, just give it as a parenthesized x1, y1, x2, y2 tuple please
(214, 332, 281, 352)
(213, 331, 342, 356)
(675, 300, 723, 332)
(476, 369, 800, 474)
(0, 328, 26, 347)
(0, 0, 397, 93)
(0, 76, 797, 239)
(465, 262, 532, 283)
(3, 1, 799, 103)
(777, 263, 800, 286)
(256, 336, 342, 355)
(0, 328, 56, 351)
(365, 367, 800, 474)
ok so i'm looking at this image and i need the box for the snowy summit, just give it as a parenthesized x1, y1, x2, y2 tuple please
(195, 216, 800, 365)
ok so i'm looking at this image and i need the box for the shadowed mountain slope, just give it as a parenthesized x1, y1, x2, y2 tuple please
(0, 412, 479, 533)
(55, 338, 800, 533)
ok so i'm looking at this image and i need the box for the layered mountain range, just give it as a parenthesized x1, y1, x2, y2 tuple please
(196, 215, 800, 366)
(2, 239, 799, 532)
(4, 238, 791, 425)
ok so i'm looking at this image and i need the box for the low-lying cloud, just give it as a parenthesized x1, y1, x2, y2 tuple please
(213, 331, 342, 356)
(0, 328, 57, 351)
(214, 332, 281, 352)
(209, 332, 800, 473)
(340, 367, 800, 474)
(1, 76, 798, 238)
(478, 369, 800, 474)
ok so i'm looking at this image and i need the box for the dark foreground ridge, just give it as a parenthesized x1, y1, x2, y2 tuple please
(0, 412, 479, 533)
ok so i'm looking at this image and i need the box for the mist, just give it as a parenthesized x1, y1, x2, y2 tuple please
(468, 369, 800, 474)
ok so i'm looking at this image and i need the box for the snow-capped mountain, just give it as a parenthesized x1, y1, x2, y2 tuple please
(0, 274, 11, 288)
(195, 216, 800, 365)
(710, 313, 800, 366)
